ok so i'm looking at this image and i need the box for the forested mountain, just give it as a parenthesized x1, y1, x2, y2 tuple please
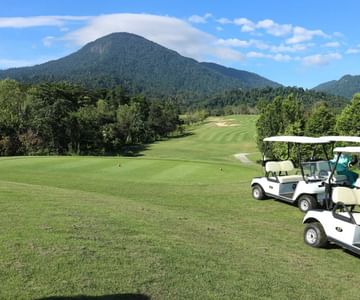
(200, 62, 281, 89)
(0, 32, 280, 100)
(313, 74, 360, 99)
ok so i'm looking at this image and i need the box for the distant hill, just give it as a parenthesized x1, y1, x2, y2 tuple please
(313, 75, 360, 99)
(0, 32, 281, 100)
(200, 62, 281, 89)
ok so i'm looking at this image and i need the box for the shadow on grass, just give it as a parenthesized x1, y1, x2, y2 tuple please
(36, 293, 150, 300)
(118, 145, 149, 157)
(169, 131, 194, 139)
(117, 131, 194, 156)
(324, 243, 360, 259)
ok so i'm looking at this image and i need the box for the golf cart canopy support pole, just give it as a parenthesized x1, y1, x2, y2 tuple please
(287, 143, 290, 160)
(297, 144, 306, 182)
(325, 152, 341, 210)
(322, 144, 331, 170)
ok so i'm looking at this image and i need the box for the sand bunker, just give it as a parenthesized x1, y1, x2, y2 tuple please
(234, 153, 252, 163)
(215, 121, 238, 127)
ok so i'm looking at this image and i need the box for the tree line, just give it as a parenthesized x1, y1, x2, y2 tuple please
(0, 79, 182, 156)
(256, 93, 360, 159)
(189, 86, 348, 116)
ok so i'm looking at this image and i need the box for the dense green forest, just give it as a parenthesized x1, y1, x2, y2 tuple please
(256, 92, 360, 159)
(191, 86, 348, 115)
(0, 75, 353, 157)
(0, 79, 181, 156)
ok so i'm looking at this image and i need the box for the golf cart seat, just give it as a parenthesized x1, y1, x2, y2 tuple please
(332, 186, 360, 206)
(332, 186, 360, 224)
(265, 160, 304, 183)
(333, 174, 348, 182)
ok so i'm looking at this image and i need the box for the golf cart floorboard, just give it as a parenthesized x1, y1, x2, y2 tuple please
(279, 192, 294, 199)
(266, 193, 295, 203)
(328, 237, 360, 255)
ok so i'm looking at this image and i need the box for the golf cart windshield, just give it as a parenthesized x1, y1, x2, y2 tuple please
(328, 147, 360, 186)
(263, 136, 331, 182)
(301, 160, 331, 180)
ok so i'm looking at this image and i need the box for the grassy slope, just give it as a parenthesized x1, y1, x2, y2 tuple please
(0, 115, 359, 300)
(147, 115, 258, 163)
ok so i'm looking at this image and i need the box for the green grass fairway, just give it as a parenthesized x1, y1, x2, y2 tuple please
(146, 115, 259, 163)
(1, 115, 360, 300)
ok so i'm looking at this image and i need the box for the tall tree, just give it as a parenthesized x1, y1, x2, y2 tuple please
(305, 102, 336, 136)
(335, 93, 360, 136)
(0, 79, 27, 155)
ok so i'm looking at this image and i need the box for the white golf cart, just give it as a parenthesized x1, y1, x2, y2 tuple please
(251, 136, 347, 212)
(303, 146, 360, 255)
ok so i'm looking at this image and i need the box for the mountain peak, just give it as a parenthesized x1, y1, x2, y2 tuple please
(0, 32, 281, 99)
(313, 74, 360, 99)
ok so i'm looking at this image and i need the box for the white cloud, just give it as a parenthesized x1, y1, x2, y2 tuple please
(246, 51, 292, 62)
(217, 37, 309, 54)
(302, 53, 342, 66)
(216, 17, 232, 25)
(42, 36, 55, 47)
(0, 16, 90, 28)
(0, 13, 344, 69)
(216, 38, 268, 49)
(188, 13, 212, 24)
(270, 43, 309, 53)
(333, 32, 344, 38)
(64, 13, 244, 62)
(323, 41, 340, 48)
(287, 26, 328, 44)
(213, 47, 244, 61)
(257, 19, 292, 37)
(246, 51, 267, 59)
(233, 18, 256, 32)
(234, 18, 258, 33)
(346, 48, 360, 54)
(241, 24, 256, 33)
(224, 16, 330, 44)
(233, 18, 252, 26)
(217, 38, 251, 48)
(232, 18, 292, 36)
(272, 53, 292, 62)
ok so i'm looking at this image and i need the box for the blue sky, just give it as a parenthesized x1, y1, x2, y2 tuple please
(0, 0, 359, 88)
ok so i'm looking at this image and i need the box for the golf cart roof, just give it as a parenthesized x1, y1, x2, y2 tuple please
(321, 136, 360, 143)
(334, 146, 360, 153)
(263, 136, 329, 144)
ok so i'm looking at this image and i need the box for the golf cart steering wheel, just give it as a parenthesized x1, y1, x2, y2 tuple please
(349, 155, 359, 168)
(319, 170, 328, 177)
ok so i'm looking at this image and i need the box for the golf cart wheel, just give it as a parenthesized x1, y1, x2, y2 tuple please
(252, 184, 266, 200)
(297, 195, 317, 213)
(304, 222, 328, 248)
